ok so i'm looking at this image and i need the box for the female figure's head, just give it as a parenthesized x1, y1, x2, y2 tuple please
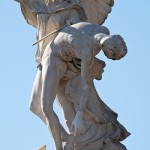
(92, 58, 106, 80)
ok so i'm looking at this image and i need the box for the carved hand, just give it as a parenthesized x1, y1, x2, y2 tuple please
(71, 111, 85, 136)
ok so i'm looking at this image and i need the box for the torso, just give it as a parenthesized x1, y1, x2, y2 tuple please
(35, 5, 85, 64)
(53, 23, 102, 61)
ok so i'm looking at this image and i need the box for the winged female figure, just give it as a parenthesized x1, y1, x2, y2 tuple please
(15, 0, 114, 64)
(15, 1, 130, 150)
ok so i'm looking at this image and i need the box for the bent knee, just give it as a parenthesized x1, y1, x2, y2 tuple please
(29, 100, 41, 115)
(41, 101, 54, 117)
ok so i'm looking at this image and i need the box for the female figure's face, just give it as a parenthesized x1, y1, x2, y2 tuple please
(92, 60, 105, 80)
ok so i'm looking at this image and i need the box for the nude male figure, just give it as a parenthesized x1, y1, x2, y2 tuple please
(30, 22, 127, 150)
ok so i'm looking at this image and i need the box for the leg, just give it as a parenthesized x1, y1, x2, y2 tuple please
(57, 80, 76, 150)
(57, 80, 76, 132)
(41, 54, 67, 150)
(29, 67, 70, 144)
(29, 70, 47, 124)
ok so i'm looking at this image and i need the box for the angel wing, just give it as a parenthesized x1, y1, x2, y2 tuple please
(15, 0, 75, 27)
(15, 0, 114, 27)
(15, 0, 53, 27)
(79, 0, 114, 25)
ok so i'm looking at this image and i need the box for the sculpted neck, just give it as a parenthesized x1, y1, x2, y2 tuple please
(94, 33, 110, 46)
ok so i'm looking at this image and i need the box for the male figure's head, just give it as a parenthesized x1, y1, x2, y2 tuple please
(102, 35, 127, 60)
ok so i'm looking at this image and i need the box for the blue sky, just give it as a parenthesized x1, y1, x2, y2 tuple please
(0, 0, 150, 149)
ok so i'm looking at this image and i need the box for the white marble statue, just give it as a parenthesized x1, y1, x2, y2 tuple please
(15, 1, 130, 150)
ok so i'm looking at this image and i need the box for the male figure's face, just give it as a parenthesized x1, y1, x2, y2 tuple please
(102, 38, 117, 60)
(102, 37, 127, 60)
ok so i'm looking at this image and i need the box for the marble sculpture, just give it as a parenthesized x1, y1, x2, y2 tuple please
(15, 0, 130, 149)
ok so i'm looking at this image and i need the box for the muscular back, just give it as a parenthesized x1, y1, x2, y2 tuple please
(52, 22, 108, 60)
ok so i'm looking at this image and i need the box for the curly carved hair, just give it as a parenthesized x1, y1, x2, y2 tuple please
(112, 35, 128, 60)
(103, 35, 128, 60)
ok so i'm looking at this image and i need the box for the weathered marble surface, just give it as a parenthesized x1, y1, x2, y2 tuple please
(15, 0, 130, 150)
(38, 145, 46, 150)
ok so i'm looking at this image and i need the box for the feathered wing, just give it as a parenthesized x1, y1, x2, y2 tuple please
(15, 0, 114, 27)
(15, 0, 53, 27)
(79, 0, 114, 25)
(19, 3, 37, 27)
